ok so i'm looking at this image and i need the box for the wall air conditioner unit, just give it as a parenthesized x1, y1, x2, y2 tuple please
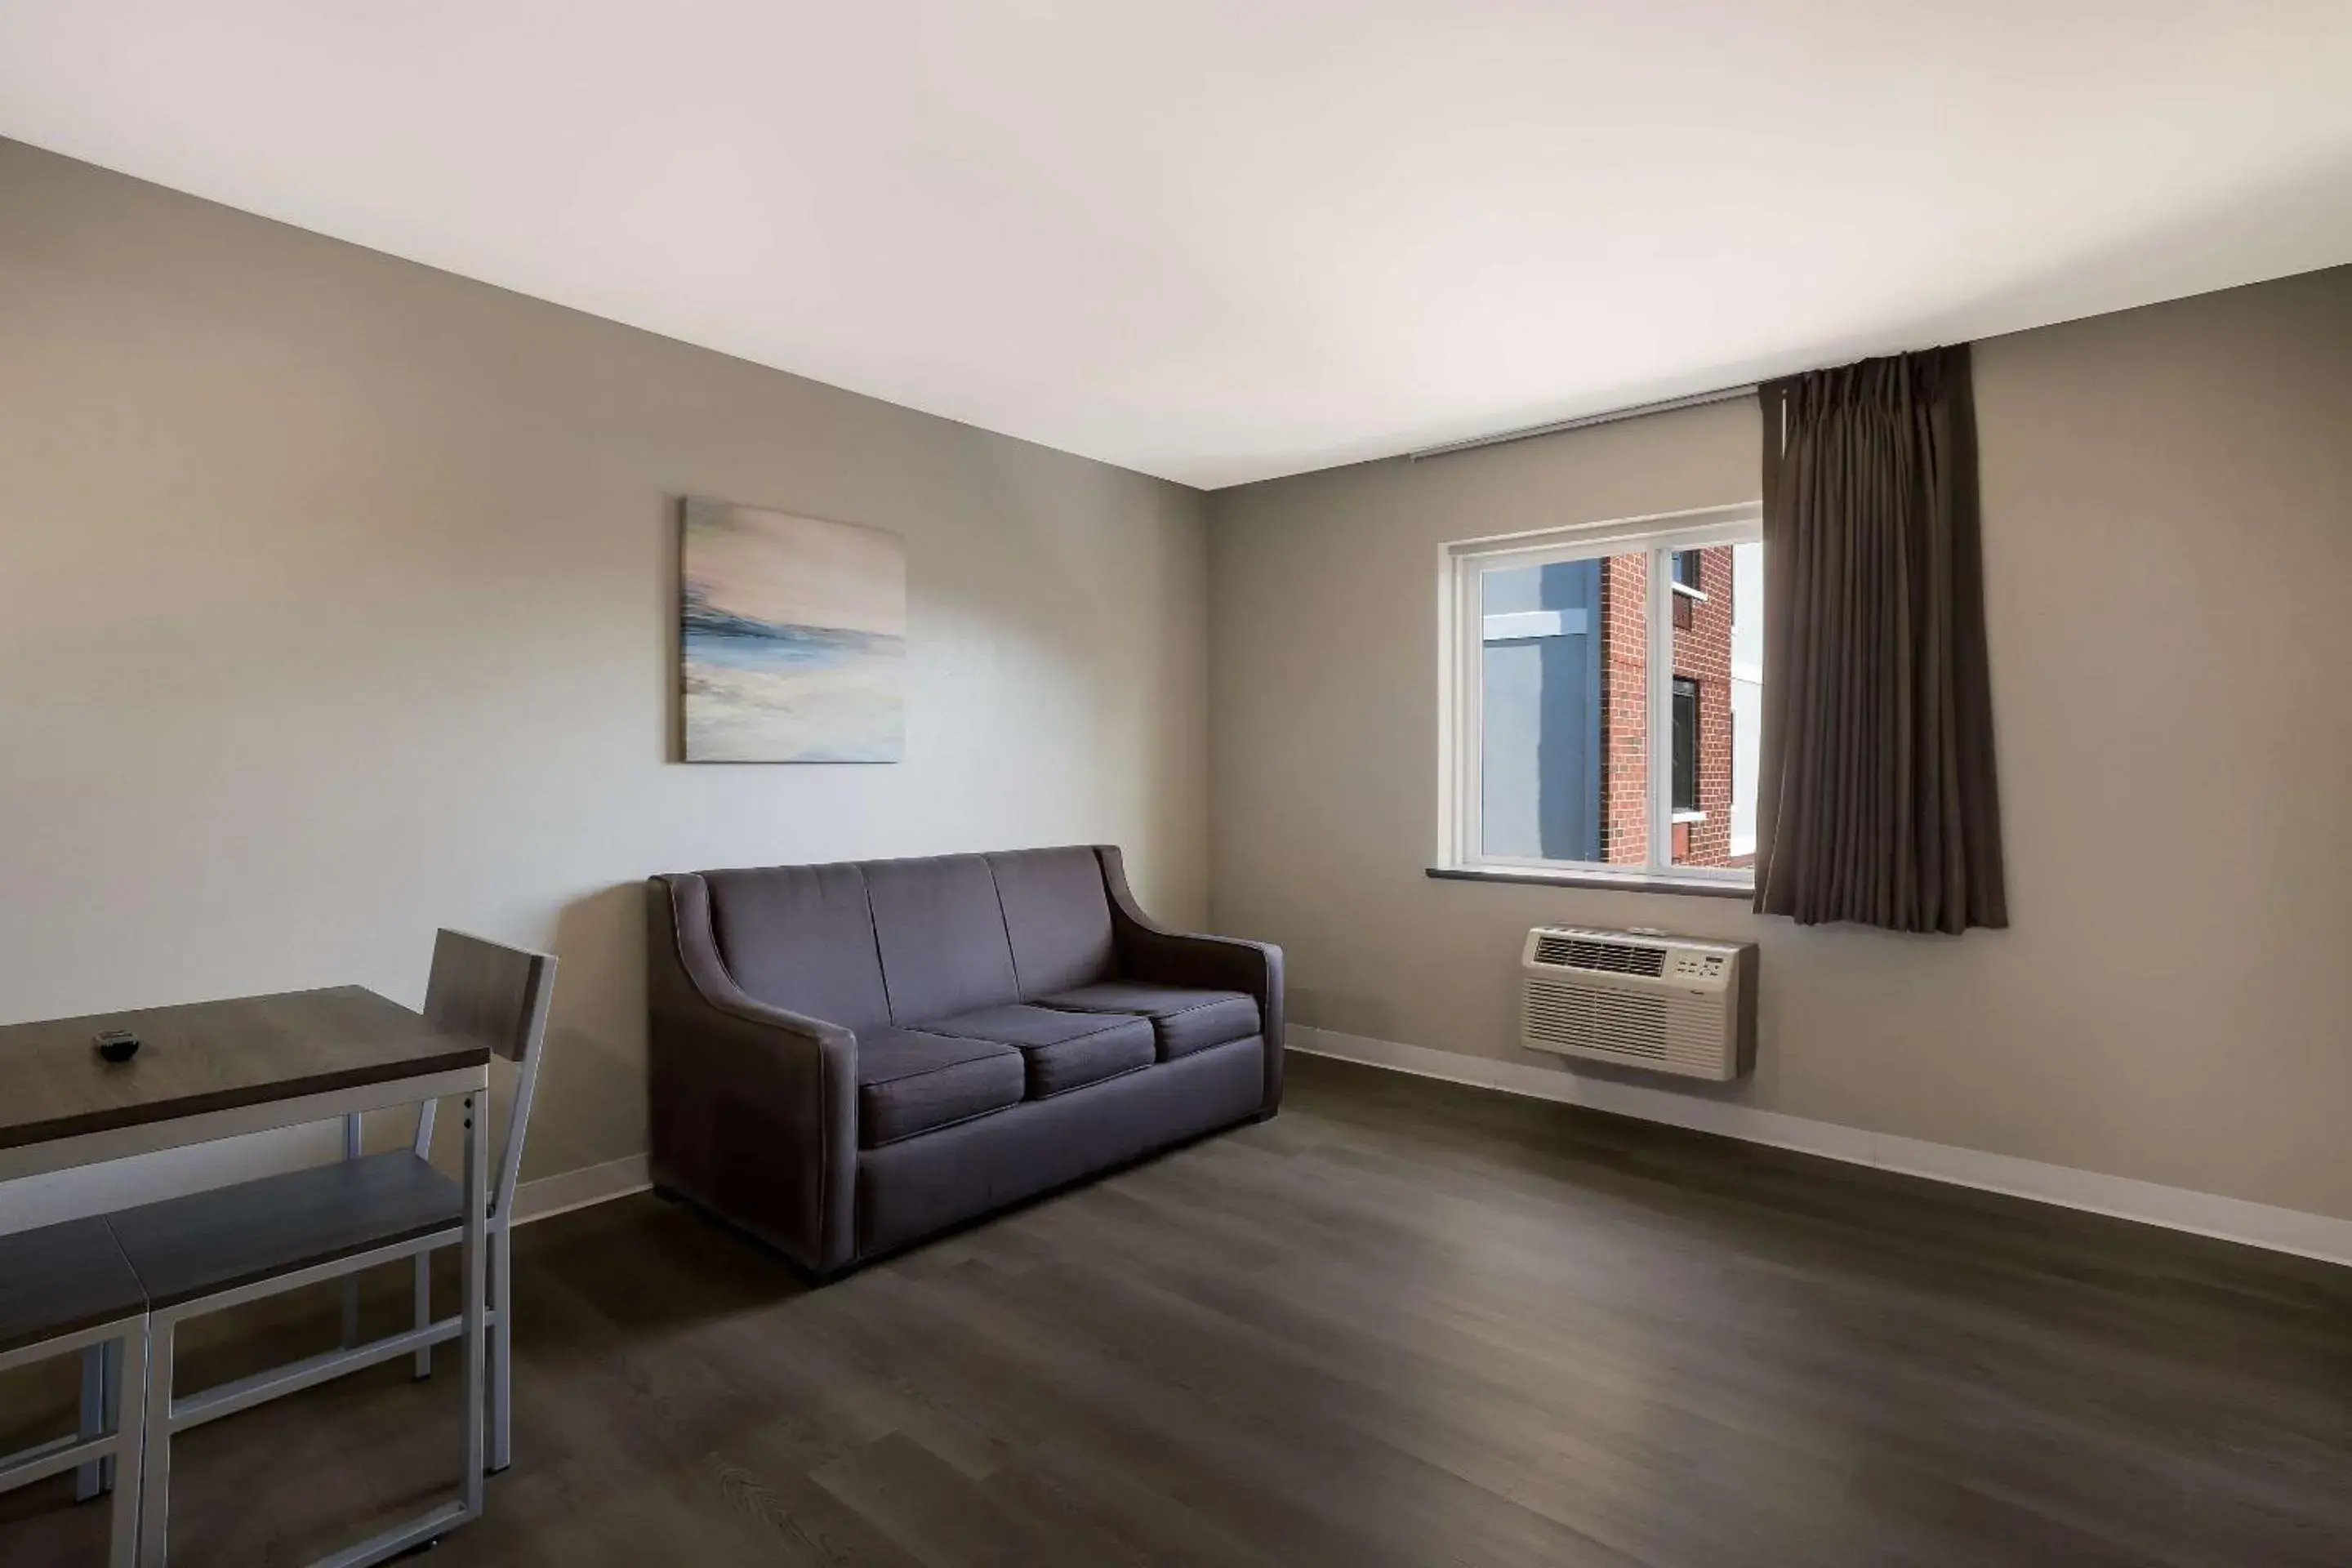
(1520, 927, 1756, 1080)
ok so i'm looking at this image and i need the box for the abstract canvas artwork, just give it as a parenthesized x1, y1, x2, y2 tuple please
(679, 497, 906, 763)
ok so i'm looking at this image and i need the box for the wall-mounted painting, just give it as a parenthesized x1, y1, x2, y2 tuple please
(679, 497, 906, 763)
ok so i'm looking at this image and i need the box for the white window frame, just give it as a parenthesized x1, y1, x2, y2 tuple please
(1438, 501, 1762, 889)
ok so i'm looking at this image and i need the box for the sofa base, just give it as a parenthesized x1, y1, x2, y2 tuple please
(854, 1034, 1267, 1261)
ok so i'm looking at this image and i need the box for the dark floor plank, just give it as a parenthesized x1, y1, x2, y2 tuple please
(5, 1050, 2349, 1568)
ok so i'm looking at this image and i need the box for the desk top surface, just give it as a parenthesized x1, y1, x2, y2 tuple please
(0, 986, 490, 1152)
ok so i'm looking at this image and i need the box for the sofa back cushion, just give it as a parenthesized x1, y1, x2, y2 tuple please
(987, 847, 1116, 996)
(703, 863, 889, 1030)
(866, 854, 1022, 1024)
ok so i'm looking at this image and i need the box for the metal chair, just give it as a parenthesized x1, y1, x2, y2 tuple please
(109, 929, 555, 1566)
(398, 928, 555, 1473)
(0, 1218, 146, 1568)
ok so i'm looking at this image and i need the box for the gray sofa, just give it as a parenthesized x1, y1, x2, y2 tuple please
(647, 845, 1282, 1276)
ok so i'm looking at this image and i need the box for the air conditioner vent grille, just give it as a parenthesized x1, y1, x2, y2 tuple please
(1520, 926, 1752, 1081)
(1531, 934, 1665, 977)
(1524, 981, 1670, 1058)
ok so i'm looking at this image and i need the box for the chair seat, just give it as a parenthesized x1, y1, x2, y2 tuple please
(0, 1217, 145, 1356)
(925, 1004, 1155, 1098)
(858, 1028, 1026, 1148)
(108, 1151, 462, 1310)
(1037, 982, 1261, 1061)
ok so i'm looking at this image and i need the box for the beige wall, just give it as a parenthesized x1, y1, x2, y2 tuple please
(0, 139, 1209, 1208)
(8, 127, 2349, 1231)
(1209, 265, 2352, 1222)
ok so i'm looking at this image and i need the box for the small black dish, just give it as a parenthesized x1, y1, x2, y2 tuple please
(93, 1030, 141, 1064)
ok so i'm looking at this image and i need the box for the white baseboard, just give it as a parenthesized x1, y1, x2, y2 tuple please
(1289, 1026, 2352, 1269)
(514, 1154, 651, 1225)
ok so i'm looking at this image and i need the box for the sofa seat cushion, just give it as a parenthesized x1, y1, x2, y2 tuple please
(857, 1029, 1026, 1148)
(1038, 982, 1262, 1061)
(925, 1004, 1156, 1099)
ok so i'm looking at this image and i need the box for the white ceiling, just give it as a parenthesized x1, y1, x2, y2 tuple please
(4, 2, 2350, 488)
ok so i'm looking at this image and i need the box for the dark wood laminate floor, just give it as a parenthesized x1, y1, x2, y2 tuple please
(6, 1053, 2351, 1567)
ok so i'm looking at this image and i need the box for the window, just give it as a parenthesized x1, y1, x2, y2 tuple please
(1444, 505, 1762, 886)
(1671, 677, 1699, 813)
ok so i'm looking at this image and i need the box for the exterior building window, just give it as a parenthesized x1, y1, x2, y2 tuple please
(1672, 677, 1699, 813)
(1445, 506, 1762, 886)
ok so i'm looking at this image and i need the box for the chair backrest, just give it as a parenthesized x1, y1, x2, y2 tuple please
(425, 929, 554, 1062)
(412, 929, 558, 1224)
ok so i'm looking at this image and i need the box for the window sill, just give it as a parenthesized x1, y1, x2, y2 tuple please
(1427, 866, 1753, 900)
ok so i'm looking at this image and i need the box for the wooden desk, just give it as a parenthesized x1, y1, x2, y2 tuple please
(0, 987, 488, 1181)
(0, 987, 492, 1566)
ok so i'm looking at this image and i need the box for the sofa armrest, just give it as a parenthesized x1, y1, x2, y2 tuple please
(1094, 847, 1285, 1116)
(646, 874, 858, 1276)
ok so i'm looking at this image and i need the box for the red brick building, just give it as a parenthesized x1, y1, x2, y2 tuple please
(1595, 546, 1740, 869)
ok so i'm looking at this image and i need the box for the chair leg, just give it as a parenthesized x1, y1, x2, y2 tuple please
(75, 1343, 105, 1500)
(412, 1250, 434, 1379)
(108, 1327, 146, 1568)
(489, 1224, 513, 1472)
(461, 1094, 487, 1515)
(139, 1316, 175, 1568)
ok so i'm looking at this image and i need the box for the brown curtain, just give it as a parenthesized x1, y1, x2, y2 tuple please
(1753, 345, 2007, 932)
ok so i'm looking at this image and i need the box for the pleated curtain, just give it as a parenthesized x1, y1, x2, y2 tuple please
(1753, 345, 2008, 932)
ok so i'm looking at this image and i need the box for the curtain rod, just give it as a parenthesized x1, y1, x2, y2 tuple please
(1407, 383, 1758, 462)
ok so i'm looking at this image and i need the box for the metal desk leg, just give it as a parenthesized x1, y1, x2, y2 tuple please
(75, 1343, 104, 1500)
(489, 1218, 513, 1472)
(71, 1337, 128, 1521)
(109, 1325, 145, 1568)
(461, 1090, 486, 1512)
(139, 1317, 175, 1567)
